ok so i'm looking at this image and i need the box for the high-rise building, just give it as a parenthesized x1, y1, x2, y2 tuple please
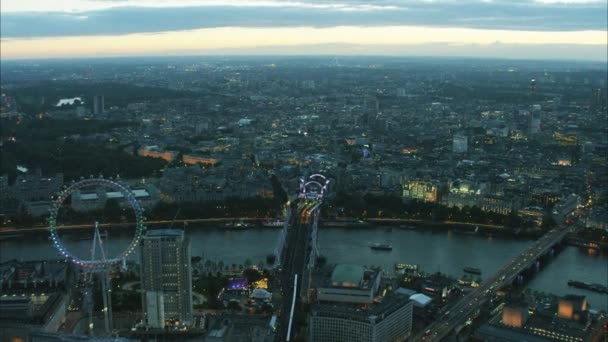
(140, 229, 192, 328)
(529, 112, 541, 135)
(93, 95, 105, 115)
(453, 133, 468, 153)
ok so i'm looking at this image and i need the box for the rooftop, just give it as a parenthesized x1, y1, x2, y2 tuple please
(331, 264, 365, 288)
(312, 291, 411, 324)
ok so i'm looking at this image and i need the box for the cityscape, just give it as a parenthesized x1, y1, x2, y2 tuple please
(1, 1, 607, 342)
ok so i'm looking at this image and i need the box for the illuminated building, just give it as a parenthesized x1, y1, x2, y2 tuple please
(137, 146, 177, 162)
(400, 148, 417, 155)
(479, 295, 593, 342)
(402, 181, 439, 203)
(182, 154, 218, 167)
(479, 196, 516, 215)
(140, 230, 192, 328)
(502, 306, 528, 328)
(553, 132, 578, 146)
(558, 295, 588, 321)
(518, 207, 545, 226)
(448, 180, 482, 196)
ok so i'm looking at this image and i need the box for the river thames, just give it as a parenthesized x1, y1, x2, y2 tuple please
(1, 226, 606, 309)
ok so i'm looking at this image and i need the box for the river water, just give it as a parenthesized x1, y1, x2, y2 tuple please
(1, 226, 606, 310)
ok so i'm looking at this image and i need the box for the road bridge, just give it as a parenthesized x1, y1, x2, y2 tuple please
(412, 225, 571, 341)
(274, 174, 328, 341)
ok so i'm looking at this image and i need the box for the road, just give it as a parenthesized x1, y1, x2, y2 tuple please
(275, 201, 318, 342)
(412, 224, 571, 341)
(0, 217, 271, 234)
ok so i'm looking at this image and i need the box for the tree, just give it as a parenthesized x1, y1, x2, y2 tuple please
(227, 300, 241, 311)
(243, 268, 263, 284)
(541, 215, 557, 231)
(270, 174, 288, 203)
(316, 255, 327, 269)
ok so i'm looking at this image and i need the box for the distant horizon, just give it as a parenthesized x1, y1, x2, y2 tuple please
(2, 45, 607, 64)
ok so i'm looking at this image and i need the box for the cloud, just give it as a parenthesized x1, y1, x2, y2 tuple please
(1, 0, 606, 38)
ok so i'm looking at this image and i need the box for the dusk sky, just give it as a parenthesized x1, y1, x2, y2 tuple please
(1, 0, 607, 60)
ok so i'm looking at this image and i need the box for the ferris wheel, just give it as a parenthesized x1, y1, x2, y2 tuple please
(48, 177, 145, 270)
(48, 176, 146, 334)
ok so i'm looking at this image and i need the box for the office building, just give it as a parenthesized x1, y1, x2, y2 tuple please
(0, 293, 69, 342)
(309, 264, 413, 342)
(14, 171, 63, 217)
(310, 294, 413, 342)
(14, 171, 63, 203)
(71, 183, 160, 212)
(140, 229, 193, 328)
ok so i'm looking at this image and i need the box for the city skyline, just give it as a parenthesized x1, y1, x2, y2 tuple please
(0, 3, 607, 340)
(1, 55, 606, 341)
(1, 0, 607, 60)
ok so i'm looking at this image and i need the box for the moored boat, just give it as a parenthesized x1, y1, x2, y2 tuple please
(370, 243, 393, 251)
(463, 267, 482, 275)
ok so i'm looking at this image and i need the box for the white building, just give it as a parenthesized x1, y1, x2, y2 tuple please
(71, 184, 160, 212)
(453, 133, 468, 153)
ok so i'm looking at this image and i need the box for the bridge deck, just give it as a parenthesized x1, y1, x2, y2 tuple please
(413, 226, 570, 342)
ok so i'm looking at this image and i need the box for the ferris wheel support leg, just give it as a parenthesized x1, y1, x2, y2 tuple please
(100, 270, 112, 334)
(87, 291, 93, 335)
